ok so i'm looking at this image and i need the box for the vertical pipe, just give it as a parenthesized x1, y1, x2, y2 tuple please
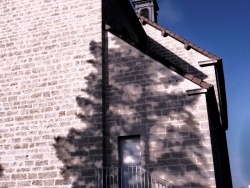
(101, 24, 108, 188)
(131, 166, 133, 188)
(136, 166, 138, 188)
(147, 170, 150, 188)
(96, 169, 98, 188)
(121, 166, 123, 188)
(140, 167, 142, 188)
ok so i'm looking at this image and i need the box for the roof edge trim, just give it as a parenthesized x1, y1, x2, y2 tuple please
(186, 88, 207, 96)
(137, 15, 221, 61)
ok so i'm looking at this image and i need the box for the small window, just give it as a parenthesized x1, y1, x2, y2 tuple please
(140, 8, 149, 19)
(119, 136, 141, 167)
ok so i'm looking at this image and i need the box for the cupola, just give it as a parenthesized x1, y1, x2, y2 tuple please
(132, 0, 159, 23)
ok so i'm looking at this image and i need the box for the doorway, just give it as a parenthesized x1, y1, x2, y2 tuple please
(119, 135, 141, 187)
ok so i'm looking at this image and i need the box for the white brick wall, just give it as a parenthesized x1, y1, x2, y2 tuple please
(0, 0, 227, 187)
(0, 0, 103, 187)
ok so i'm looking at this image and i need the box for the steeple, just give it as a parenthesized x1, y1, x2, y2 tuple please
(132, 0, 159, 23)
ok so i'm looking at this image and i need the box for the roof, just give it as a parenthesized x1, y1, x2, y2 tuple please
(137, 14, 221, 61)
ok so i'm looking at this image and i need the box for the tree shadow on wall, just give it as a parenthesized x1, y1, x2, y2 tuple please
(53, 41, 103, 188)
(146, 35, 208, 80)
(106, 34, 212, 188)
(54, 36, 212, 188)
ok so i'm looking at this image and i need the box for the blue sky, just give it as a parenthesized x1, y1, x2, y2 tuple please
(156, 0, 250, 187)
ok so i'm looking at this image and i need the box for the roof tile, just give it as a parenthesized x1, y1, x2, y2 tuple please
(192, 77, 202, 85)
(184, 73, 194, 81)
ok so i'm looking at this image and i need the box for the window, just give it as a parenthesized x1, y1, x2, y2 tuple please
(119, 136, 141, 187)
(140, 8, 149, 19)
(119, 135, 141, 167)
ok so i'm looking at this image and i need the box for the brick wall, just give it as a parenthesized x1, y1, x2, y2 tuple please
(0, 0, 103, 187)
(106, 32, 216, 188)
(143, 25, 221, 107)
(143, 23, 232, 187)
(0, 0, 229, 187)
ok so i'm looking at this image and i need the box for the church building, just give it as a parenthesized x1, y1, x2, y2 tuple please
(0, 0, 232, 187)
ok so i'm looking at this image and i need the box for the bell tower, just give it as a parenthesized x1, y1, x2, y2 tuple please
(132, 0, 159, 23)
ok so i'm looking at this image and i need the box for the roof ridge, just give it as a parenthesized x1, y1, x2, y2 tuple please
(105, 23, 212, 90)
(137, 14, 221, 61)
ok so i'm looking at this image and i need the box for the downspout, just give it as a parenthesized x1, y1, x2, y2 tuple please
(102, 24, 108, 169)
(198, 58, 228, 130)
(214, 59, 228, 130)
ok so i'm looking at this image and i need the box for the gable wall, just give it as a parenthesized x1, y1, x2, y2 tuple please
(0, 0, 103, 187)
(143, 21, 232, 187)
(106, 32, 217, 188)
(143, 25, 220, 105)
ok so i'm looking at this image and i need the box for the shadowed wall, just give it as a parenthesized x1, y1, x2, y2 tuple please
(104, 32, 216, 187)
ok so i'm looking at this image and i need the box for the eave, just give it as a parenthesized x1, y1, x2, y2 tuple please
(137, 15, 221, 61)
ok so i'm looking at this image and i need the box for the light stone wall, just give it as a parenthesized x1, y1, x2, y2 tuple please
(143, 25, 220, 107)
(0, 0, 103, 187)
(0, 0, 226, 187)
(106, 32, 216, 188)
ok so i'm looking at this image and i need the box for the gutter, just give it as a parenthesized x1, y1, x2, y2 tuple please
(198, 58, 228, 130)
